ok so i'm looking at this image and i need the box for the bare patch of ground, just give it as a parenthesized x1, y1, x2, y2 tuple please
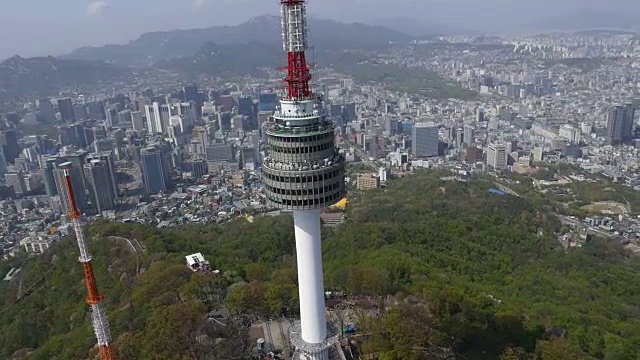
(581, 201, 629, 215)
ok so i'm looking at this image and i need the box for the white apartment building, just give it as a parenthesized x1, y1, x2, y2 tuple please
(487, 142, 508, 170)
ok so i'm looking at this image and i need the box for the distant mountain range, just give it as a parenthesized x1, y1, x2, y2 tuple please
(157, 41, 279, 78)
(63, 15, 411, 67)
(0, 16, 412, 103)
(0, 56, 125, 103)
(6, 10, 638, 104)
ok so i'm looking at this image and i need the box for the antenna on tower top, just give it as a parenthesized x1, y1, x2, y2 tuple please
(280, 0, 312, 100)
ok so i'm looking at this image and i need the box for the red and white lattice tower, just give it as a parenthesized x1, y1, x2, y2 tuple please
(63, 170, 116, 360)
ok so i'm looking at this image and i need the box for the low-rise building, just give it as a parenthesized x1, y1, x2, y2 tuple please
(356, 175, 380, 190)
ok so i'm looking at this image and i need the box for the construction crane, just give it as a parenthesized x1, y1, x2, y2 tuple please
(63, 169, 117, 360)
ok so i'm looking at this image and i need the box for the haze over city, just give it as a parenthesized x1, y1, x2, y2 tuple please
(0, 0, 640, 358)
(2, 0, 640, 59)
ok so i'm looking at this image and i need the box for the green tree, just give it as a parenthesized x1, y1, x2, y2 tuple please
(500, 347, 529, 360)
(263, 282, 287, 316)
(244, 263, 270, 282)
(179, 272, 229, 311)
(225, 282, 251, 315)
(603, 333, 637, 360)
(536, 340, 587, 360)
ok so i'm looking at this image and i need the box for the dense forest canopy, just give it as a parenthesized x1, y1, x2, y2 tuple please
(0, 170, 638, 359)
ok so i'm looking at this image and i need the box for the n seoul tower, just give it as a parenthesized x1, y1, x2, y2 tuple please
(262, 0, 346, 358)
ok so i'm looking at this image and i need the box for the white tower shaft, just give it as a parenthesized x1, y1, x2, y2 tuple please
(293, 210, 327, 344)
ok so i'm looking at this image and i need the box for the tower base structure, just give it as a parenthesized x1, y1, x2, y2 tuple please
(290, 321, 341, 360)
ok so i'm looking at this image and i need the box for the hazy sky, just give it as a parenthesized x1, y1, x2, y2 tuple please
(1, 0, 638, 59)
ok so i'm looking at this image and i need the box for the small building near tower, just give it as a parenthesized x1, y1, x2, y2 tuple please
(186, 253, 211, 272)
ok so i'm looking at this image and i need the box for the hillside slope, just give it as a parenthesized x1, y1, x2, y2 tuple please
(0, 171, 638, 359)
(325, 172, 640, 358)
(0, 56, 126, 103)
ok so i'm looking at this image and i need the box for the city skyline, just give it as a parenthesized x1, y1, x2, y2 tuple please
(1, 0, 640, 59)
(0, 4, 638, 357)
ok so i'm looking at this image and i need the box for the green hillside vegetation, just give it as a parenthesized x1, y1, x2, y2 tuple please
(0, 171, 638, 359)
(502, 165, 640, 216)
(332, 63, 479, 100)
(542, 58, 609, 73)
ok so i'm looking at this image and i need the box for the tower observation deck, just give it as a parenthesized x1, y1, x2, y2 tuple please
(261, 1, 346, 359)
(263, 99, 345, 211)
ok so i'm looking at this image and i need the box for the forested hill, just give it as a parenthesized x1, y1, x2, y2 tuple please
(0, 170, 638, 359)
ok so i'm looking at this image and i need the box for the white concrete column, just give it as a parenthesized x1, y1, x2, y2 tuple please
(293, 209, 327, 344)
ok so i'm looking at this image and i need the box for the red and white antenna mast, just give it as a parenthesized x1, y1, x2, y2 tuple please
(63, 170, 116, 360)
(281, 0, 312, 100)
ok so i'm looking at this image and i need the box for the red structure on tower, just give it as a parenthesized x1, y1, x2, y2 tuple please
(280, 0, 312, 100)
(63, 170, 116, 360)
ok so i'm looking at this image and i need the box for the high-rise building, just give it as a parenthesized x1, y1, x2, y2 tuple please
(192, 126, 209, 147)
(140, 145, 170, 194)
(105, 106, 118, 128)
(41, 155, 60, 196)
(189, 158, 207, 179)
(159, 104, 173, 134)
(206, 143, 234, 163)
(74, 104, 87, 121)
(6, 171, 26, 195)
(455, 128, 464, 148)
(0, 146, 7, 176)
(463, 125, 475, 146)
(476, 108, 485, 123)
(63, 150, 89, 186)
(241, 147, 257, 171)
(83, 128, 95, 148)
(117, 110, 133, 127)
(231, 115, 245, 132)
(238, 97, 255, 118)
(258, 92, 278, 112)
(182, 85, 199, 103)
(384, 117, 398, 135)
(262, 1, 346, 358)
(92, 125, 107, 141)
(330, 104, 343, 119)
(88, 152, 118, 197)
(1, 129, 20, 164)
(60, 124, 87, 148)
(343, 102, 357, 122)
(145, 103, 162, 134)
(57, 98, 76, 123)
(606, 104, 635, 145)
(559, 124, 581, 143)
(412, 123, 439, 157)
(86, 101, 106, 121)
(217, 112, 232, 132)
(54, 161, 89, 214)
(37, 98, 56, 124)
(84, 159, 116, 213)
(131, 111, 144, 132)
(487, 142, 508, 170)
(177, 102, 197, 129)
(532, 146, 543, 162)
(134, 98, 150, 113)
